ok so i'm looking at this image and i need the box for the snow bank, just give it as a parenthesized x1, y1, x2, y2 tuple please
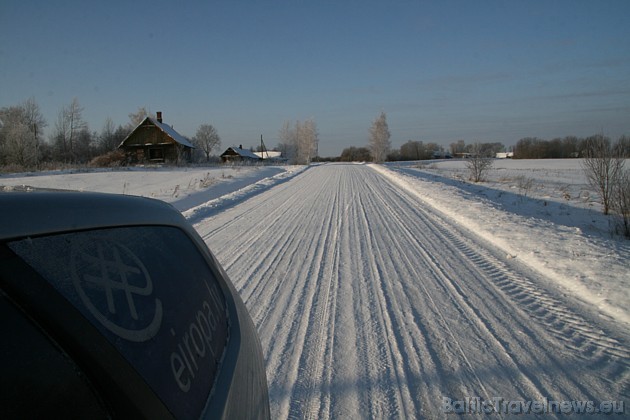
(373, 161, 629, 325)
(0, 165, 296, 212)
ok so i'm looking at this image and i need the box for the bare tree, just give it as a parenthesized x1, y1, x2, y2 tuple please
(193, 124, 221, 162)
(52, 98, 87, 162)
(368, 111, 391, 163)
(22, 97, 47, 168)
(582, 134, 625, 215)
(612, 169, 630, 238)
(466, 142, 494, 182)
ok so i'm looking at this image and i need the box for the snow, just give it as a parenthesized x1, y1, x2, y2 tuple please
(1, 160, 628, 418)
(0, 165, 298, 212)
(379, 159, 630, 326)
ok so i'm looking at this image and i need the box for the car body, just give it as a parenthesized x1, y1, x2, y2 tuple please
(0, 191, 270, 419)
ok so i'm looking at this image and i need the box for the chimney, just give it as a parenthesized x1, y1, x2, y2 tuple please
(239, 144, 242, 149)
(156, 111, 163, 123)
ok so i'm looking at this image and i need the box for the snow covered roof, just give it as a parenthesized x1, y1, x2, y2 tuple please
(253, 151, 283, 159)
(222, 146, 261, 159)
(149, 117, 194, 148)
(119, 116, 194, 149)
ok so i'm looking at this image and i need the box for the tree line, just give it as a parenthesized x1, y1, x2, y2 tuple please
(514, 135, 630, 159)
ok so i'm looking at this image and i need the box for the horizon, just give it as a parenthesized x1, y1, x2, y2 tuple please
(2, 0, 629, 156)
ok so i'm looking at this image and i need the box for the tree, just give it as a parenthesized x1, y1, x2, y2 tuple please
(368, 111, 390, 163)
(193, 124, 221, 162)
(582, 134, 625, 215)
(22, 97, 47, 168)
(400, 140, 424, 161)
(611, 169, 630, 238)
(127, 107, 152, 131)
(52, 98, 87, 162)
(277, 119, 319, 164)
(0, 98, 46, 168)
(340, 146, 371, 162)
(97, 118, 128, 154)
(450, 140, 466, 156)
(297, 119, 318, 164)
(466, 142, 494, 182)
(278, 120, 297, 163)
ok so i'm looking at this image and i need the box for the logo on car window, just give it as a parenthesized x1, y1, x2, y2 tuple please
(71, 239, 163, 342)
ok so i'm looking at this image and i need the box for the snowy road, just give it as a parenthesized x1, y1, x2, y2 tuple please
(193, 164, 628, 419)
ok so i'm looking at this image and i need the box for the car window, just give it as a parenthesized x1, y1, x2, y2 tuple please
(0, 291, 110, 418)
(8, 226, 229, 419)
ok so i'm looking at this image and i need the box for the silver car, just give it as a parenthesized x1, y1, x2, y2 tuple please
(0, 191, 270, 419)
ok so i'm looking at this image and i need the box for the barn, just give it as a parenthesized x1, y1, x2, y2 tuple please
(220, 146, 262, 163)
(118, 112, 194, 164)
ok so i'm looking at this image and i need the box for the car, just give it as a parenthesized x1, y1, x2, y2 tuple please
(0, 191, 270, 419)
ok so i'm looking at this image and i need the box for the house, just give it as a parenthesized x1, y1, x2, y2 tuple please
(118, 112, 194, 163)
(496, 152, 514, 159)
(220, 145, 262, 163)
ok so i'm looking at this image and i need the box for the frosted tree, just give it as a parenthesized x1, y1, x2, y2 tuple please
(193, 124, 221, 161)
(297, 119, 318, 164)
(368, 111, 391, 163)
(0, 98, 46, 168)
(127, 106, 152, 130)
(278, 120, 297, 163)
(278, 119, 318, 164)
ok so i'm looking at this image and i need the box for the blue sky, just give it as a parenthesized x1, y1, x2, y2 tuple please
(1, 0, 629, 156)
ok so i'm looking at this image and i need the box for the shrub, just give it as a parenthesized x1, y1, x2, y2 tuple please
(89, 150, 127, 168)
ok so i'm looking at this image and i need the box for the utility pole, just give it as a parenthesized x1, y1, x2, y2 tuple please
(260, 135, 269, 159)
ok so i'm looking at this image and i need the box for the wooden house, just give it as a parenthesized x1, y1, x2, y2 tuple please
(118, 112, 194, 164)
(220, 145, 262, 163)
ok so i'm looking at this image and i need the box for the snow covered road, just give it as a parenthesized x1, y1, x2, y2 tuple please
(193, 164, 628, 419)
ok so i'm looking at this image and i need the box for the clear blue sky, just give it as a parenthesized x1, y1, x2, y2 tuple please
(2, 0, 629, 156)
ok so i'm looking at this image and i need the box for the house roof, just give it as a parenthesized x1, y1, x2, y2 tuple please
(119, 116, 194, 149)
(221, 146, 260, 159)
(253, 151, 283, 159)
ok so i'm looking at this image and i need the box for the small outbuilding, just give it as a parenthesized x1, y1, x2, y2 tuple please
(220, 145, 262, 163)
(118, 112, 194, 164)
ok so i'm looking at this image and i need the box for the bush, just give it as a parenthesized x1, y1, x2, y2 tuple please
(89, 150, 127, 168)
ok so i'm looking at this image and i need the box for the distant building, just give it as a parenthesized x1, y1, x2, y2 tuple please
(253, 150, 283, 160)
(220, 145, 262, 163)
(496, 152, 514, 159)
(118, 112, 194, 164)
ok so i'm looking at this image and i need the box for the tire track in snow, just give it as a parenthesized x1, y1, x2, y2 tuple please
(373, 169, 629, 406)
(192, 164, 628, 419)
